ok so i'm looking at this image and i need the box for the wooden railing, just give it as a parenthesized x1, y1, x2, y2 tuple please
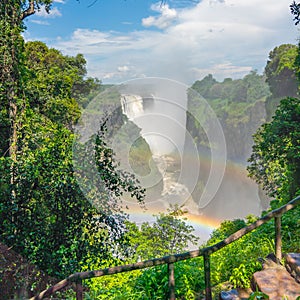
(31, 195, 300, 300)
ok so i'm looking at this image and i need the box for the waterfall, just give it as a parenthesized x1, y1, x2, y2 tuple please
(119, 91, 197, 211)
(120, 94, 144, 121)
(120, 90, 187, 156)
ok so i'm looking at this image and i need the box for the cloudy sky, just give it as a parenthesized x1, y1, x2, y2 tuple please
(24, 0, 300, 84)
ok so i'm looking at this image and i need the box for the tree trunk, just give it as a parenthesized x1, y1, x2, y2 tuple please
(0, 0, 26, 231)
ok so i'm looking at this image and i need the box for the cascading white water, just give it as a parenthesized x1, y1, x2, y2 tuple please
(119, 90, 198, 211)
(121, 94, 144, 121)
(120, 90, 187, 156)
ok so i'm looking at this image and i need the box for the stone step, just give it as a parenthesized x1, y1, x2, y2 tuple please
(285, 253, 300, 283)
(220, 253, 300, 300)
(252, 267, 300, 299)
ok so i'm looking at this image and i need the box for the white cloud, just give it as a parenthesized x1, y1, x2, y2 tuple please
(30, 19, 50, 26)
(142, 3, 178, 29)
(53, 0, 65, 3)
(45, 0, 298, 83)
(36, 6, 62, 18)
(117, 65, 130, 72)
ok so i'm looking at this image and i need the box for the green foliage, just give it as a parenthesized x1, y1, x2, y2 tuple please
(294, 39, 300, 91)
(1, 114, 110, 277)
(264, 44, 298, 120)
(192, 70, 270, 105)
(83, 271, 142, 300)
(0, 0, 27, 157)
(208, 219, 246, 244)
(128, 137, 153, 176)
(274, 201, 300, 252)
(248, 97, 300, 201)
(24, 41, 101, 127)
(80, 208, 201, 299)
(94, 121, 146, 203)
(248, 290, 269, 300)
(80, 205, 300, 298)
(82, 258, 205, 300)
(1, 2, 299, 298)
(229, 262, 257, 288)
(131, 261, 204, 299)
(123, 206, 199, 261)
(290, 1, 300, 25)
(206, 220, 273, 289)
(191, 74, 217, 99)
(188, 70, 270, 161)
(0, 114, 146, 278)
(0, 26, 145, 286)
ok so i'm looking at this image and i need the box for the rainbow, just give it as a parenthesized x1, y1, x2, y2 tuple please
(126, 208, 220, 229)
(121, 156, 262, 242)
(124, 203, 221, 243)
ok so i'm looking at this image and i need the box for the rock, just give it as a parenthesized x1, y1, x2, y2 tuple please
(285, 253, 300, 283)
(220, 289, 239, 300)
(252, 267, 300, 299)
(259, 255, 284, 270)
(219, 288, 253, 300)
(236, 288, 253, 299)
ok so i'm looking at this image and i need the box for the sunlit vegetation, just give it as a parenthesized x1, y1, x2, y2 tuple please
(0, 1, 300, 299)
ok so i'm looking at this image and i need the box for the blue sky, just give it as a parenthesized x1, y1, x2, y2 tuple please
(24, 0, 300, 84)
(25, 0, 159, 35)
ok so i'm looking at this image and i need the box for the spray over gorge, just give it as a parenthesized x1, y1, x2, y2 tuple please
(73, 77, 265, 242)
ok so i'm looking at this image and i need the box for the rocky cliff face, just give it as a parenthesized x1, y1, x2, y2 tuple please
(222, 99, 266, 162)
(120, 94, 144, 121)
(185, 98, 267, 164)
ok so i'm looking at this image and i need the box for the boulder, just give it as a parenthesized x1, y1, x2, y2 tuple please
(252, 267, 300, 299)
(285, 253, 300, 283)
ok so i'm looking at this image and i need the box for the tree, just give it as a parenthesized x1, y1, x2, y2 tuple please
(24, 41, 102, 129)
(247, 97, 300, 202)
(0, 0, 57, 156)
(291, 1, 300, 25)
(191, 74, 217, 99)
(0, 112, 145, 279)
(0, 1, 25, 160)
(264, 44, 298, 120)
(123, 206, 199, 261)
(0, 0, 146, 285)
(21, 1, 52, 20)
(243, 70, 270, 103)
(25, 41, 102, 111)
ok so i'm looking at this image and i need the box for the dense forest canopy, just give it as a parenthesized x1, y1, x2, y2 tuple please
(191, 71, 270, 104)
(0, 1, 300, 299)
(0, 0, 146, 285)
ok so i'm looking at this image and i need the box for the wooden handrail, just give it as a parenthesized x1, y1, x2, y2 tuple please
(31, 195, 300, 300)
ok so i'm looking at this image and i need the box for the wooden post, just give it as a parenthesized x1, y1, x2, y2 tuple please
(75, 279, 83, 300)
(168, 263, 175, 300)
(31, 195, 300, 300)
(275, 215, 282, 261)
(203, 253, 212, 300)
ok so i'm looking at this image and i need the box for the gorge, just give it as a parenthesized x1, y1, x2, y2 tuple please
(74, 75, 272, 242)
(114, 78, 265, 241)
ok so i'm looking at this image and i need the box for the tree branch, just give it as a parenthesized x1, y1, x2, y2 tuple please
(290, 1, 300, 25)
(21, 0, 36, 20)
